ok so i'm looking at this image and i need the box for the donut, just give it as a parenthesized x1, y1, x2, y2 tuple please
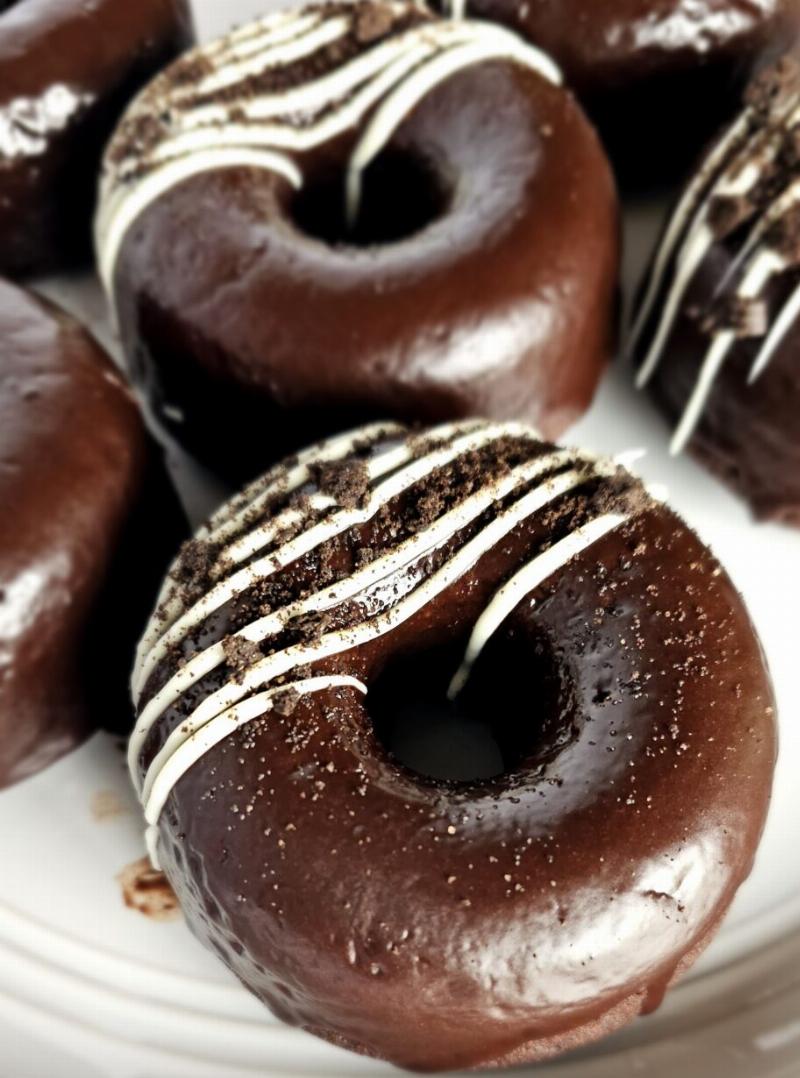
(0, 0, 194, 277)
(436, 0, 800, 185)
(630, 55, 800, 526)
(131, 418, 776, 1071)
(0, 278, 184, 789)
(95, 0, 619, 484)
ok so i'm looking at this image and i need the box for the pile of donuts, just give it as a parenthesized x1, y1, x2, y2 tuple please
(1, 0, 796, 1070)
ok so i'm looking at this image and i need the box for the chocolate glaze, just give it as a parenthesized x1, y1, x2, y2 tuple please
(450, 0, 800, 186)
(0, 278, 183, 789)
(133, 420, 776, 1071)
(0, 0, 194, 277)
(631, 57, 800, 526)
(100, 2, 619, 484)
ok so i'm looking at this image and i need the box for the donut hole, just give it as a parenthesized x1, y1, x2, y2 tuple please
(369, 627, 575, 784)
(291, 148, 450, 247)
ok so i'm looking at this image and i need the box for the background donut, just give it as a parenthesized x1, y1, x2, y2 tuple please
(437, 0, 800, 186)
(96, 1, 619, 483)
(0, 0, 194, 276)
(0, 278, 185, 789)
(132, 419, 776, 1072)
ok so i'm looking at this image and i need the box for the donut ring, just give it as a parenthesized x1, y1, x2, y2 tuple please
(96, 1, 619, 482)
(132, 419, 776, 1071)
(0, 0, 193, 276)
(440, 0, 800, 184)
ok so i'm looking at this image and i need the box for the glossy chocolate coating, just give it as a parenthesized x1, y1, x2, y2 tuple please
(110, 26, 619, 484)
(136, 424, 776, 1070)
(0, 278, 182, 789)
(457, 0, 800, 186)
(0, 0, 194, 276)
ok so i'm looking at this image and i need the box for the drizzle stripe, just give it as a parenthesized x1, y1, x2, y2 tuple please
(98, 148, 302, 290)
(670, 250, 783, 453)
(627, 112, 751, 359)
(133, 421, 406, 685)
(187, 16, 351, 98)
(750, 279, 800, 383)
(143, 674, 368, 868)
(449, 513, 628, 698)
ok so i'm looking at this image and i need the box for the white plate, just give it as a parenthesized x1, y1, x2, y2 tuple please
(2, 2, 800, 1075)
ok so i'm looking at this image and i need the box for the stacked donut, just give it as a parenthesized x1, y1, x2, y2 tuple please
(1, 0, 795, 1071)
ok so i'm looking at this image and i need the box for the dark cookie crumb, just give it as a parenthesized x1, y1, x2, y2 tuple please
(223, 636, 264, 682)
(312, 460, 371, 508)
(355, 1, 395, 42)
(691, 296, 768, 340)
(273, 687, 301, 716)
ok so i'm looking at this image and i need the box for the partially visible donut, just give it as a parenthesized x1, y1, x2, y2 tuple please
(0, 0, 194, 277)
(438, 0, 800, 185)
(96, 0, 619, 483)
(0, 278, 184, 789)
(131, 418, 776, 1071)
(630, 55, 800, 526)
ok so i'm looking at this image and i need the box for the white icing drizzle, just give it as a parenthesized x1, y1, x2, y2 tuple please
(441, 0, 468, 20)
(749, 276, 800, 382)
(96, 1, 561, 293)
(627, 111, 752, 373)
(448, 512, 627, 699)
(145, 674, 368, 869)
(630, 72, 800, 453)
(670, 248, 783, 454)
(133, 420, 406, 687)
(133, 421, 642, 857)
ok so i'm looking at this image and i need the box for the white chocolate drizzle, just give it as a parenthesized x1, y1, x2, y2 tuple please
(95, 1, 561, 293)
(629, 66, 800, 455)
(133, 421, 645, 864)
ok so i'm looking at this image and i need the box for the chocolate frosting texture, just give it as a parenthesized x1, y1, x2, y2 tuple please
(0, 0, 194, 276)
(0, 278, 183, 788)
(133, 420, 776, 1071)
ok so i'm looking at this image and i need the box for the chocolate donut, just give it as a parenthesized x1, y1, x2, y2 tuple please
(131, 419, 775, 1071)
(96, 1, 619, 484)
(630, 56, 800, 526)
(0, 278, 183, 789)
(0, 0, 194, 277)
(438, 0, 800, 185)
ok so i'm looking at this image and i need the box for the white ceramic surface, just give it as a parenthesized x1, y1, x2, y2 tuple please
(1, 2, 799, 1075)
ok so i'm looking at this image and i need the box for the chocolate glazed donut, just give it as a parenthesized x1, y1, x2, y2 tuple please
(0, 0, 194, 277)
(96, 1, 619, 484)
(0, 278, 184, 789)
(131, 420, 776, 1071)
(437, 0, 800, 185)
(630, 57, 800, 525)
